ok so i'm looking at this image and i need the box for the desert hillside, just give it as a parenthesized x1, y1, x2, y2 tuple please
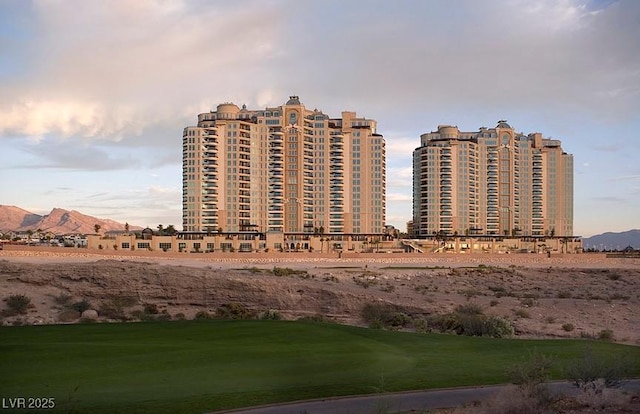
(0, 205, 141, 234)
(1, 247, 638, 345)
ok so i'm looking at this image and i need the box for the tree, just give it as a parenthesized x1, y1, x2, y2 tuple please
(94, 224, 101, 234)
(125, 222, 130, 233)
(165, 225, 177, 236)
(157, 224, 164, 235)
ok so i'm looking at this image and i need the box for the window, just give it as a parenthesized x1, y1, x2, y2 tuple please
(159, 243, 172, 251)
(121, 242, 130, 249)
(137, 242, 150, 250)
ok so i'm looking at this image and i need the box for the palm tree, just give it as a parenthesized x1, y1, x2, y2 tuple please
(94, 224, 101, 235)
(157, 224, 164, 235)
(125, 222, 130, 234)
(165, 225, 177, 236)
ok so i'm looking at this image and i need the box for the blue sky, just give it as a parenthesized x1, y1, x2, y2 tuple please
(0, 0, 638, 237)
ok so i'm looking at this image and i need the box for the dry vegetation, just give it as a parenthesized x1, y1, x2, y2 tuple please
(0, 247, 638, 345)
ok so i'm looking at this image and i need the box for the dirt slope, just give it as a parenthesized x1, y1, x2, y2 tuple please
(1, 249, 638, 345)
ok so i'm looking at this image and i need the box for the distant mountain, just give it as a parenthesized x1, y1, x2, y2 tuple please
(582, 229, 640, 250)
(0, 205, 142, 235)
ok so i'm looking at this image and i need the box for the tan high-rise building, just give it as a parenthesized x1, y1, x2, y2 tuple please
(412, 121, 573, 238)
(182, 96, 385, 235)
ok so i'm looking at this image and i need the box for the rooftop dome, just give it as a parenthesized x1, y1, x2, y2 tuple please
(496, 120, 511, 129)
(286, 95, 301, 105)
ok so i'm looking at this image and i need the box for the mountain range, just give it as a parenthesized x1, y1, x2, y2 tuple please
(582, 229, 640, 250)
(0, 205, 141, 235)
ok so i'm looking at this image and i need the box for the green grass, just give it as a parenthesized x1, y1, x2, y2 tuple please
(1, 320, 638, 414)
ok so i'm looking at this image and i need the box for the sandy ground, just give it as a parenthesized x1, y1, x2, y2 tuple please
(1, 245, 638, 345)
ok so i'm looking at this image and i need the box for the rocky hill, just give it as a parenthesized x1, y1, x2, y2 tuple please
(0, 205, 141, 234)
(583, 229, 640, 250)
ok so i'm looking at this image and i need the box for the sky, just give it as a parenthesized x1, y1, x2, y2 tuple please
(0, 0, 638, 237)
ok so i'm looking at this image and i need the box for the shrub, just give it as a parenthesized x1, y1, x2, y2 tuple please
(606, 273, 621, 281)
(143, 303, 159, 315)
(566, 345, 632, 390)
(3, 294, 33, 315)
(515, 308, 531, 318)
(69, 299, 91, 313)
(216, 303, 256, 320)
(272, 267, 307, 277)
(353, 273, 379, 289)
(194, 310, 213, 319)
(455, 303, 484, 315)
(507, 352, 554, 387)
(489, 300, 499, 307)
(361, 302, 412, 329)
(545, 316, 556, 324)
(54, 293, 72, 306)
(174, 313, 186, 320)
(260, 309, 282, 320)
(483, 316, 514, 338)
(597, 329, 614, 341)
(562, 323, 575, 332)
(557, 291, 572, 299)
(99, 296, 137, 321)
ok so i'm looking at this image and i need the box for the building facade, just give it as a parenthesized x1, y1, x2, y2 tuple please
(413, 121, 573, 238)
(182, 96, 386, 235)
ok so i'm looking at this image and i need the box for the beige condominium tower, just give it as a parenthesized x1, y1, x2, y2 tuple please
(182, 96, 386, 235)
(412, 121, 573, 238)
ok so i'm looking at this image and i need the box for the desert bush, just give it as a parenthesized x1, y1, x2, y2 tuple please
(194, 310, 213, 319)
(216, 302, 256, 320)
(597, 329, 614, 341)
(489, 300, 499, 307)
(260, 309, 282, 320)
(503, 352, 556, 411)
(54, 292, 72, 306)
(515, 308, 531, 318)
(457, 314, 486, 336)
(380, 283, 395, 293)
(507, 352, 554, 388)
(483, 316, 514, 338)
(143, 303, 159, 315)
(520, 297, 536, 307)
(353, 275, 378, 289)
(455, 303, 484, 315)
(488, 285, 508, 298)
(3, 294, 34, 316)
(427, 313, 461, 333)
(562, 323, 575, 332)
(557, 291, 572, 299)
(457, 385, 554, 414)
(174, 313, 186, 320)
(323, 275, 339, 283)
(99, 296, 137, 321)
(606, 273, 622, 281)
(545, 316, 556, 324)
(361, 302, 412, 329)
(566, 345, 633, 390)
(69, 299, 91, 313)
(272, 267, 307, 277)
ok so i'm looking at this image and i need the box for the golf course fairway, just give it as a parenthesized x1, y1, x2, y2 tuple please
(1, 320, 638, 413)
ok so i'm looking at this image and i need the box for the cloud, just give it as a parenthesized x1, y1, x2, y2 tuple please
(0, 0, 285, 142)
(18, 141, 143, 171)
(387, 193, 412, 202)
